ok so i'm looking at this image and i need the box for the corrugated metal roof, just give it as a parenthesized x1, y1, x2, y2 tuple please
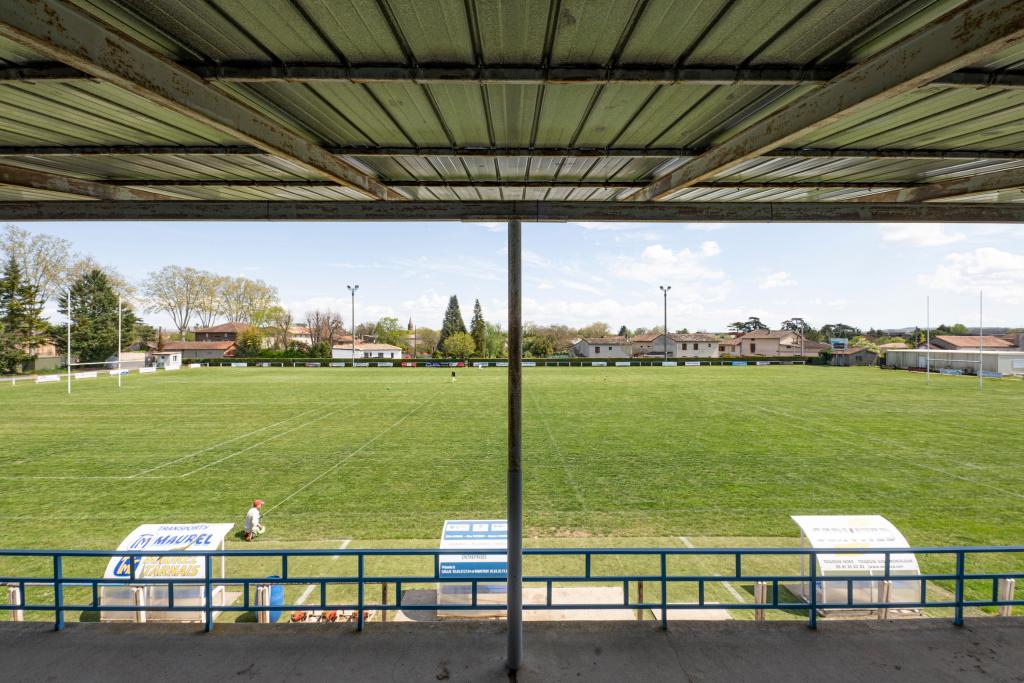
(0, 0, 1021, 206)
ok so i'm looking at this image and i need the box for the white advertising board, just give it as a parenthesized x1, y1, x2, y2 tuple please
(496, 362, 509, 367)
(473, 362, 488, 367)
(791, 515, 920, 609)
(354, 362, 369, 367)
(438, 520, 507, 615)
(662, 361, 678, 367)
(101, 523, 234, 623)
(109, 369, 129, 376)
(521, 361, 535, 367)
(591, 361, 607, 367)
(36, 375, 60, 383)
(756, 361, 771, 366)
(615, 361, 631, 367)
(75, 371, 97, 379)
(230, 362, 247, 367)
(329, 362, 345, 367)
(377, 362, 394, 367)
(684, 361, 700, 367)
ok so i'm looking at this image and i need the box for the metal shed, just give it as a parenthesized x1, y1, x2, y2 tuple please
(1, 0, 1024, 670)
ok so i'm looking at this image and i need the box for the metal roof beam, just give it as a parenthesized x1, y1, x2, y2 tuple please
(3, 62, 1024, 89)
(627, 0, 1024, 203)
(0, 163, 168, 200)
(2, 145, 1023, 161)
(851, 167, 1024, 202)
(0, 0, 400, 201)
(100, 179, 921, 190)
(2, 201, 1023, 223)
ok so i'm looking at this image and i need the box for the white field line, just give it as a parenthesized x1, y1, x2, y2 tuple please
(526, 385, 588, 512)
(130, 407, 322, 477)
(178, 409, 345, 478)
(295, 539, 352, 606)
(678, 536, 747, 604)
(745, 400, 1024, 501)
(264, 390, 442, 515)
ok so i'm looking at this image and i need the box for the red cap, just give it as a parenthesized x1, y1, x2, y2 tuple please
(253, 499, 265, 507)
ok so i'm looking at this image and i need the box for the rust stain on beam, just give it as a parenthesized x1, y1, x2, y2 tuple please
(851, 167, 1024, 202)
(0, 163, 168, 200)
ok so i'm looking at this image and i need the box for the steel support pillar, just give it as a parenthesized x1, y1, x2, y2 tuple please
(506, 219, 523, 671)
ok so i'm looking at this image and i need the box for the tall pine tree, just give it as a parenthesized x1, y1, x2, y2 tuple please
(0, 255, 47, 373)
(58, 269, 137, 364)
(470, 299, 486, 358)
(438, 295, 467, 351)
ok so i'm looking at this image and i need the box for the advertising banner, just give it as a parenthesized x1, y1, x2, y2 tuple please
(662, 361, 678, 367)
(591, 361, 607, 367)
(36, 375, 60, 383)
(615, 361, 631, 367)
(731, 361, 748, 366)
(75, 371, 97, 379)
(684, 361, 701, 367)
(439, 520, 507, 579)
(103, 523, 235, 581)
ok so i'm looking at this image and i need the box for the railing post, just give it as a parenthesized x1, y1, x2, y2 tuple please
(636, 580, 644, 621)
(357, 554, 365, 632)
(660, 553, 668, 630)
(204, 554, 213, 632)
(53, 554, 64, 631)
(808, 551, 817, 630)
(954, 551, 965, 626)
(998, 578, 1015, 617)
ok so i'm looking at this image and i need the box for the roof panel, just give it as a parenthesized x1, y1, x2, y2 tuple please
(486, 85, 541, 147)
(422, 84, 491, 147)
(533, 84, 608, 147)
(387, 0, 474, 63)
(474, 0, 549, 64)
(548, 0, 639, 65)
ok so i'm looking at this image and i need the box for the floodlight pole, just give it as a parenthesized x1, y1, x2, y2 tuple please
(117, 295, 122, 388)
(506, 218, 523, 672)
(347, 285, 359, 365)
(66, 288, 71, 395)
(926, 296, 930, 384)
(659, 285, 671, 361)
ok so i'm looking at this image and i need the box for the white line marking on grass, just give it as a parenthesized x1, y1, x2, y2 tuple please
(265, 391, 441, 515)
(678, 536, 747, 604)
(178, 409, 345, 478)
(131, 407, 322, 477)
(295, 539, 351, 606)
(527, 385, 588, 512)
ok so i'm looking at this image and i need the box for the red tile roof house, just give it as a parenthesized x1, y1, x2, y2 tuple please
(918, 335, 1015, 351)
(722, 330, 829, 357)
(159, 340, 237, 360)
(644, 333, 722, 358)
(193, 322, 251, 342)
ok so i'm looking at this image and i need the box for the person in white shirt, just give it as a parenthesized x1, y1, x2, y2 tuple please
(244, 499, 265, 541)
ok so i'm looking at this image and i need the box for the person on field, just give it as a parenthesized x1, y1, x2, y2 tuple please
(244, 499, 265, 541)
(451, 370, 457, 383)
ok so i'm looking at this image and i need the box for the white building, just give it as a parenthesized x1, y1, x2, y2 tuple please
(332, 342, 403, 360)
(648, 333, 721, 358)
(885, 349, 1024, 376)
(150, 350, 182, 369)
(569, 336, 632, 358)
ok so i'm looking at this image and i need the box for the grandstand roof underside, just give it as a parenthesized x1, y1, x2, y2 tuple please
(2, 0, 1024, 221)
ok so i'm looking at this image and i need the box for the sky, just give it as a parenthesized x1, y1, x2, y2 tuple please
(16, 221, 1024, 333)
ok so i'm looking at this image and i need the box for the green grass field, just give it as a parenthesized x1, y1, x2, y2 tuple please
(3, 365, 1023, 622)
(3, 365, 1023, 548)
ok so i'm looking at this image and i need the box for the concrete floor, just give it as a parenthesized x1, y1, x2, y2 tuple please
(2, 618, 1023, 682)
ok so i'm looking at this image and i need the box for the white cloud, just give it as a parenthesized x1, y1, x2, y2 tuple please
(472, 222, 506, 233)
(918, 247, 1024, 303)
(759, 271, 797, 289)
(880, 224, 966, 246)
(611, 242, 726, 285)
(558, 279, 603, 295)
(572, 222, 640, 231)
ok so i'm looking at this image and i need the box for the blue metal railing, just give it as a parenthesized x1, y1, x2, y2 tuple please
(2, 546, 1022, 631)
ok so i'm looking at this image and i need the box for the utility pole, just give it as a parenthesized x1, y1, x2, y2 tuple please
(659, 285, 671, 362)
(926, 296, 930, 384)
(347, 285, 359, 365)
(66, 288, 71, 396)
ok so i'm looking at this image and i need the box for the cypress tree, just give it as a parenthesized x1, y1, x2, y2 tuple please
(470, 299, 486, 357)
(0, 255, 46, 373)
(438, 295, 467, 351)
(58, 269, 137, 364)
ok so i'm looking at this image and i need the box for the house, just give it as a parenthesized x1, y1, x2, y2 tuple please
(831, 347, 878, 367)
(194, 322, 250, 342)
(159, 340, 236, 360)
(919, 335, 1015, 351)
(878, 342, 908, 351)
(630, 332, 659, 356)
(150, 351, 182, 369)
(287, 325, 313, 346)
(569, 336, 632, 358)
(725, 330, 828, 357)
(647, 333, 721, 358)
(331, 342, 403, 360)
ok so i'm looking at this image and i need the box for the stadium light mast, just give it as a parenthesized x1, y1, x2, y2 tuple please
(659, 285, 671, 362)
(347, 285, 359, 365)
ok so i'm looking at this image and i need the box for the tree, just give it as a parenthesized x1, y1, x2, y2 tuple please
(949, 323, 969, 335)
(442, 331, 475, 359)
(373, 316, 405, 347)
(58, 269, 137, 364)
(194, 271, 227, 328)
(235, 327, 265, 357)
(265, 306, 293, 349)
(483, 322, 507, 358)
(413, 327, 439, 356)
(0, 225, 77, 302)
(523, 335, 553, 357)
(578, 321, 611, 338)
(143, 265, 202, 335)
(617, 325, 631, 338)
(133, 321, 157, 349)
(305, 310, 345, 348)
(819, 322, 861, 340)
(438, 295, 467, 351)
(220, 276, 279, 325)
(0, 255, 47, 373)
(470, 299, 487, 357)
